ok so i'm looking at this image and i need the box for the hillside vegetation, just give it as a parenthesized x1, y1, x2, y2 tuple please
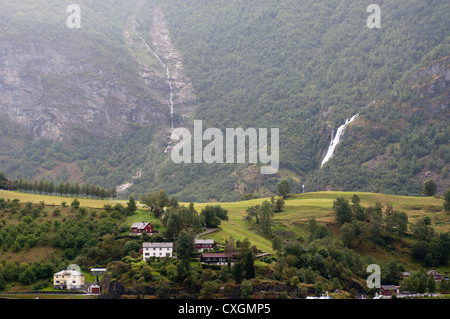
(150, 0, 449, 198)
(0, 189, 448, 298)
(0, 0, 448, 202)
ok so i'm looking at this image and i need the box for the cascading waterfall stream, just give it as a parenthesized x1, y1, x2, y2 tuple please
(116, 0, 177, 194)
(141, 38, 175, 131)
(133, 0, 175, 153)
(320, 114, 359, 168)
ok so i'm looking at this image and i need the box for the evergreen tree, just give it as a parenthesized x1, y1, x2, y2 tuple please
(243, 250, 255, 279)
(422, 179, 437, 197)
(126, 195, 137, 215)
(177, 231, 195, 272)
(232, 261, 244, 284)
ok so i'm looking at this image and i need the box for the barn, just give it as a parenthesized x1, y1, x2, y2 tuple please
(130, 222, 153, 235)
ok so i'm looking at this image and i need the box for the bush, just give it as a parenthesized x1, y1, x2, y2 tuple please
(70, 199, 80, 209)
(422, 180, 437, 197)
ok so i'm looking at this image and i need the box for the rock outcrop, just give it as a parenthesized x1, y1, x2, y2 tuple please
(0, 39, 168, 141)
(408, 56, 449, 114)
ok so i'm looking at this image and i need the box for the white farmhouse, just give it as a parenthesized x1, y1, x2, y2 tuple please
(53, 269, 85, 290)
(142, 242, 174, 260)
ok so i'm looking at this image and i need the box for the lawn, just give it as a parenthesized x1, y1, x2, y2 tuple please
(0, 190, 120, 209)
(122, 208, 166, 234)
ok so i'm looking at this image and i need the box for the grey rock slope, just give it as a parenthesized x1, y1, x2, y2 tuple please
(0, 39, 168, 141)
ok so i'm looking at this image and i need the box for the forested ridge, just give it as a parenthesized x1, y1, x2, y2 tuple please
(153, 0, 449, 197)
(0, 0, 448, 201)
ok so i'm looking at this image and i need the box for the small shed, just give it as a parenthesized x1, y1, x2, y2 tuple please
(88, 284, 101, 294)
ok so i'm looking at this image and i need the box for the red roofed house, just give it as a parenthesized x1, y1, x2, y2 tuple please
(195, 239, 215, 252)
(427, 270, 444, 282)
(130, 222, 153, 236)
(380, 285, 399, 296)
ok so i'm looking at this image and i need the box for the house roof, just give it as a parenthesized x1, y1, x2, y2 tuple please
(202, 253, 228, 258)
(143, 242, 173, 248)
(201, 252, 238, 258)
(195, 239, 214, 244)
(381, 285, 398, 290)
(131, 222, 151, 229)
(54, 270, 84, 276)
(90, 268, 107, 272)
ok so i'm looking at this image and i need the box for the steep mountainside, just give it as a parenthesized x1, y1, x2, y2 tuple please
(0, 0, 448, 201)
(0, 39, 166, 141)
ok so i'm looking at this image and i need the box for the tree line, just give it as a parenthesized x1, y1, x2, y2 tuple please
(11, 178, 117, 200)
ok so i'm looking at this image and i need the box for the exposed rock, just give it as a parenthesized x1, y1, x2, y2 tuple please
(408, 56, 449, 114)
(0, 40, 168, 141)
(234, 165, 277, 196)
(149, 6, 195, 126)
(100, 274, 129, 298)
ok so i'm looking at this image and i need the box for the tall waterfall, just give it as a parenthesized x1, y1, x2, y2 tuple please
(117, 0, 176, 194)
(320, 114, 359, 168)
(132, 0, 175, 153)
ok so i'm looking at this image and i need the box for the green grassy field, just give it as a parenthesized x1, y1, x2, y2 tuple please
(185, 191, 448, 255)
(1, 189, 448, 258)
(0, 190, 123, 208)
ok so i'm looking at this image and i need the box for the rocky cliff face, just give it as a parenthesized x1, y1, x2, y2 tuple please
(408, 56, 449, 114)
(407, 56, 450, 195)
(0, 39, 168, 141)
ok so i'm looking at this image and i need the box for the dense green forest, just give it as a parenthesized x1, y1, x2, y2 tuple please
(151, 0, 449, 197)
(0, 0, 448, 201)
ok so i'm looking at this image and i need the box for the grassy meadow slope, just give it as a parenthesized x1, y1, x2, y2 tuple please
(0, 189, 449, 296)
(191, 192, 449, 258)
(3, 189, 447, 267)
(0, 190, 122, 209)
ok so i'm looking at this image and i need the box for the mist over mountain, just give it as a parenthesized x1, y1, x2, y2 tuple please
(0, 0, 448, 201)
